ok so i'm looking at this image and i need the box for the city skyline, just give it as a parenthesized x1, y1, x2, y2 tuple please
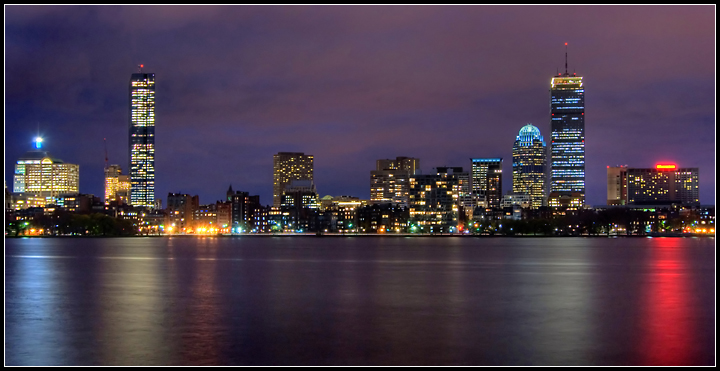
(5, 6, 715, 207)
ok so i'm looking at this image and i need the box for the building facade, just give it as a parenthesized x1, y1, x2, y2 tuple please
(471, 158, 503, 209)
(273, 152, 314, 207)
(550, 68, 585, 207)
(607, 165, 628, 205)
(409, 167, 467, 233)
(626, 165, 699, 206)
(166, 193, 199, 233)
(512, 124, 546, 209)
(129, 70, 156, 208)
(104, 165, 131, 205)
(370, 156, 419, 206)
(13, 146, 79, 206)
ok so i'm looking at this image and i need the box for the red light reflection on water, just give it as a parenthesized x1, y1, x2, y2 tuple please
(637, 239, 699, 365)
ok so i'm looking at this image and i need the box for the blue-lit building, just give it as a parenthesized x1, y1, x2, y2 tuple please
(512, 124, 546, 209)
(471, 158, 503, 209)
(550, 68, 585, 207)
(129, 69, 156, 208)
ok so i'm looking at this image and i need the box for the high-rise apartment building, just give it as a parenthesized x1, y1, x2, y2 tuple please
(129, 68, 156, 208)
(471, 158, 503, 209)
(607, 165, 628, 205)
(273, 152, 314, 207)
(13, 138, 79, 206)
(408, 167, 467, 233)
(104, 164, 131, 205)
(370, 156, 419, 206)
(512, 124, 546, 209)
(550, 47, 585, 206)
(166, 193, 199, 233)
(626, 165, 699, 206)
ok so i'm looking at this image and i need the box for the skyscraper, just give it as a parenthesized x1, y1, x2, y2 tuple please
(512, 123, 546, 209)
(273, 152, 314, 207)
(471, 158, 503, 209)
(550, 45, 585, 207)
(129, 67, 155, 208)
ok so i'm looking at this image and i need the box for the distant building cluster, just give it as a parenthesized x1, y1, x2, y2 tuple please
(5, 60, 712, 236)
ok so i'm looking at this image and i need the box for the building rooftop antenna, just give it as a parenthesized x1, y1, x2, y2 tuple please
(138, 64, 144, 73)
(564, 42, 568, 76)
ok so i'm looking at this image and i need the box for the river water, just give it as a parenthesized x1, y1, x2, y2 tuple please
(4, 236, 715, 365)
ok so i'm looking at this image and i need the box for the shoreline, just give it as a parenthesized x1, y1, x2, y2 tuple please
(6, 233, 714, 238)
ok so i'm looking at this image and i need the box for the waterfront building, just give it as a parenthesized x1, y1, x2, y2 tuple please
(104, 165, 131, 205)
(409, 167, 467, 233)
(215, 200, 232, 232)
(512, 124, 546, 209)
(13, 137, 79, 206)
(370, 156, 419, 206)
(129, 67, 156, 208)
(357, 203, 409, 233)
(626, 164, 699, 206)
(166, 193, 199, 233)
(471, 158, 503, 209)
(273, 152, 314, 207)
(229, 191, 263, 232)
(550, 46, 585, 206)
(607, 165, 628, 205)
(193, 204, 219, 233)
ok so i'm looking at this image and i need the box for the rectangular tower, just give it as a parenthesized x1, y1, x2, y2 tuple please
(129, 69, 156, 208)
(550, 72, 585, 206)
(471, 158, 503, 209)
(273, 152, 314, 207)
(370, 156, 419, 206)
(606, 165, 628, 205)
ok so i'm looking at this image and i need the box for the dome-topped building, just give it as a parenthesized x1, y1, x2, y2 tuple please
(512, 124, 546, 209)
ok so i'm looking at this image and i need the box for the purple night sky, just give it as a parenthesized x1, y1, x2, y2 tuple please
(5, 6, 715, 207)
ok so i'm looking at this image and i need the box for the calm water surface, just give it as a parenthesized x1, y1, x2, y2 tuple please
(5, 237, 715, 365)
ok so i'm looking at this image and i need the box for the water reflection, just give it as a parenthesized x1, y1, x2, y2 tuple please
(637, 238, 701, 365)
(5, 237, 715, 365)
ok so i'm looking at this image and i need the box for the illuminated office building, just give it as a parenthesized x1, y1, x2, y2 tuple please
(550, 48, 585, 206)
(129, 68, 156, 208)
(273, 152, 314, 207)
(626, 164, 699, 206)
(471, 158, 503, 208)
(607, 165, 628, 205)
(105, 165, 131, 205)
(512, 124, 546, 209)
(370, 156, 419, 206)
(13, 137, 79, 206)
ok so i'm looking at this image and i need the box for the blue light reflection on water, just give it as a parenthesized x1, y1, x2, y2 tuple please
(5, 237, 715, 365)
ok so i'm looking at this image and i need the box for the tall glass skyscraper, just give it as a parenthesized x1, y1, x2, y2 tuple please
(550, 62, 585, 206)
(129, 69, 155, 208)
(512, 124, 546, 209)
